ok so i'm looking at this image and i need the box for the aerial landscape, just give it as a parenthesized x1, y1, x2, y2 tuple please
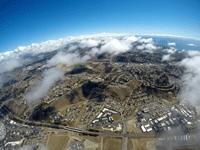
(0, 0, 200, 150)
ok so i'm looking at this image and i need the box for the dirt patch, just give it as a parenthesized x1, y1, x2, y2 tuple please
(83, 139, 100, 149)
(78, 135, 101, 143)
(103, 137, 122, 150)
(50, 86, 86, 114)
(105, 86, 131, 101)
(146, 141, 156, 150)
(127, 138, 134, 150)
(131, 138, 156, 150)
(161, 98, 178, 105)
(45, 132, 69, 150)
(56, 64, 73, 72)
(112, 114, 122, 122)
(127, 119, 142, 134)
(74, 101, 88, 127)
(105, 80, 141, 101)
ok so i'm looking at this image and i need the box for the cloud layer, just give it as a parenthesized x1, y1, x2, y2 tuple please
(24, 68, 65, 108)
(0, 33, 156, 75)
(0, 33, 163, 107)
(0, 33, 199, 109)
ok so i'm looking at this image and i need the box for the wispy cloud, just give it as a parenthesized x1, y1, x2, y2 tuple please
(24, 68, 65, 108)
(167, 42, 176, 46)
(188, 43, 196, 46)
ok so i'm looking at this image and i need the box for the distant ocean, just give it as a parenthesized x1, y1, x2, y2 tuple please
(137, 35, 200, 52)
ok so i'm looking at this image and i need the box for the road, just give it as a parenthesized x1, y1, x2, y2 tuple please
(101, 137, 103, 150)
(5, 108, 158, 139)
(4, 111, 157, 138)
(2, 105, 200, 140)
(122, 120, 128, 150)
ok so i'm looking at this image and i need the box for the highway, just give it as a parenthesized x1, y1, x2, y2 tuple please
(2, 105, 199, 140)
(8, 111, 158, 138)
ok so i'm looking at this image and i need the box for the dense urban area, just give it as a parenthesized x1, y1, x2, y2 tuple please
(0, 45, 199, 150)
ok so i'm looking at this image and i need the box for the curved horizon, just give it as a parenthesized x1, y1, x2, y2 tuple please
(1, 0, 200, 53)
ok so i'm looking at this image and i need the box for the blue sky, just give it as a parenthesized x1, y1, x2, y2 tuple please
(0, 0, 199, 53)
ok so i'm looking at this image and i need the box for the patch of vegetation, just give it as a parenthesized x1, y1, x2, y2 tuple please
(74, 63, 85, 68)
(18, 106, 28, 118)
(88, 129, 100, 132)
(155, 74, 169, 86)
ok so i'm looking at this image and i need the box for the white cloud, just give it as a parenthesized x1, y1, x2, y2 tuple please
(79, 39, 100, 48)
(165, 47, 177, 54)
(87, 47, 99, 57)
(0, 58, 21, 73)
(188, 43, 196, 46)
(162, 54, 171, 61)
(167, 42, 176, 46)
(136, 44, 146, 50)
(47, 51, 91, 67)
(24, 68, 65, 108)
(124, 36, 140, 42)
(0, 33, 127, 64)
(0, 33, 160, 104)
(2, 32, 200, 110)
(138, 38, 153, 43)
(67, 45, 79, 52)
(0, 57, 33, 74)
(137, 43, 157, 53)
(145, 43, 157, 50)
(187, 50, 200, 57)
(179, 56, 200, 106)
(100, 39, 131, 55)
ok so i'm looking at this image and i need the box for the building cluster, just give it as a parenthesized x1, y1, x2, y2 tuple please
(64, 103, 84, 122)
(81, 98, 128, 126)
(102, 124, 122, 132)
(22, 131, 46, 148)
(2, 125, 44, 149)
(0, 107, 45, 150)
(67, 139, 84, 150)
(78, 93, 162, 127)
(81, 102, 103, 125)
(4, 134, 24, 149)
(125, 91, 156, 109)
(43, 84, 71, 104)
(112, 62, 183, 87)
(50, 112, 63, 122)
(90, 108, 119, 127)
(106, 70, 133, 85)
(137, 101, 196, 133)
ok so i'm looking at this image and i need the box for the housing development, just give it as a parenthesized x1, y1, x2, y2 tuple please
(0, 44, 200, 150)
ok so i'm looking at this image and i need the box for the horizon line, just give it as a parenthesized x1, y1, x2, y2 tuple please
(135, 34, 200, 41)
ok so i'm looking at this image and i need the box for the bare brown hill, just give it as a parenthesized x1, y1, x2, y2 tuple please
(105, 80, 141, 101)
